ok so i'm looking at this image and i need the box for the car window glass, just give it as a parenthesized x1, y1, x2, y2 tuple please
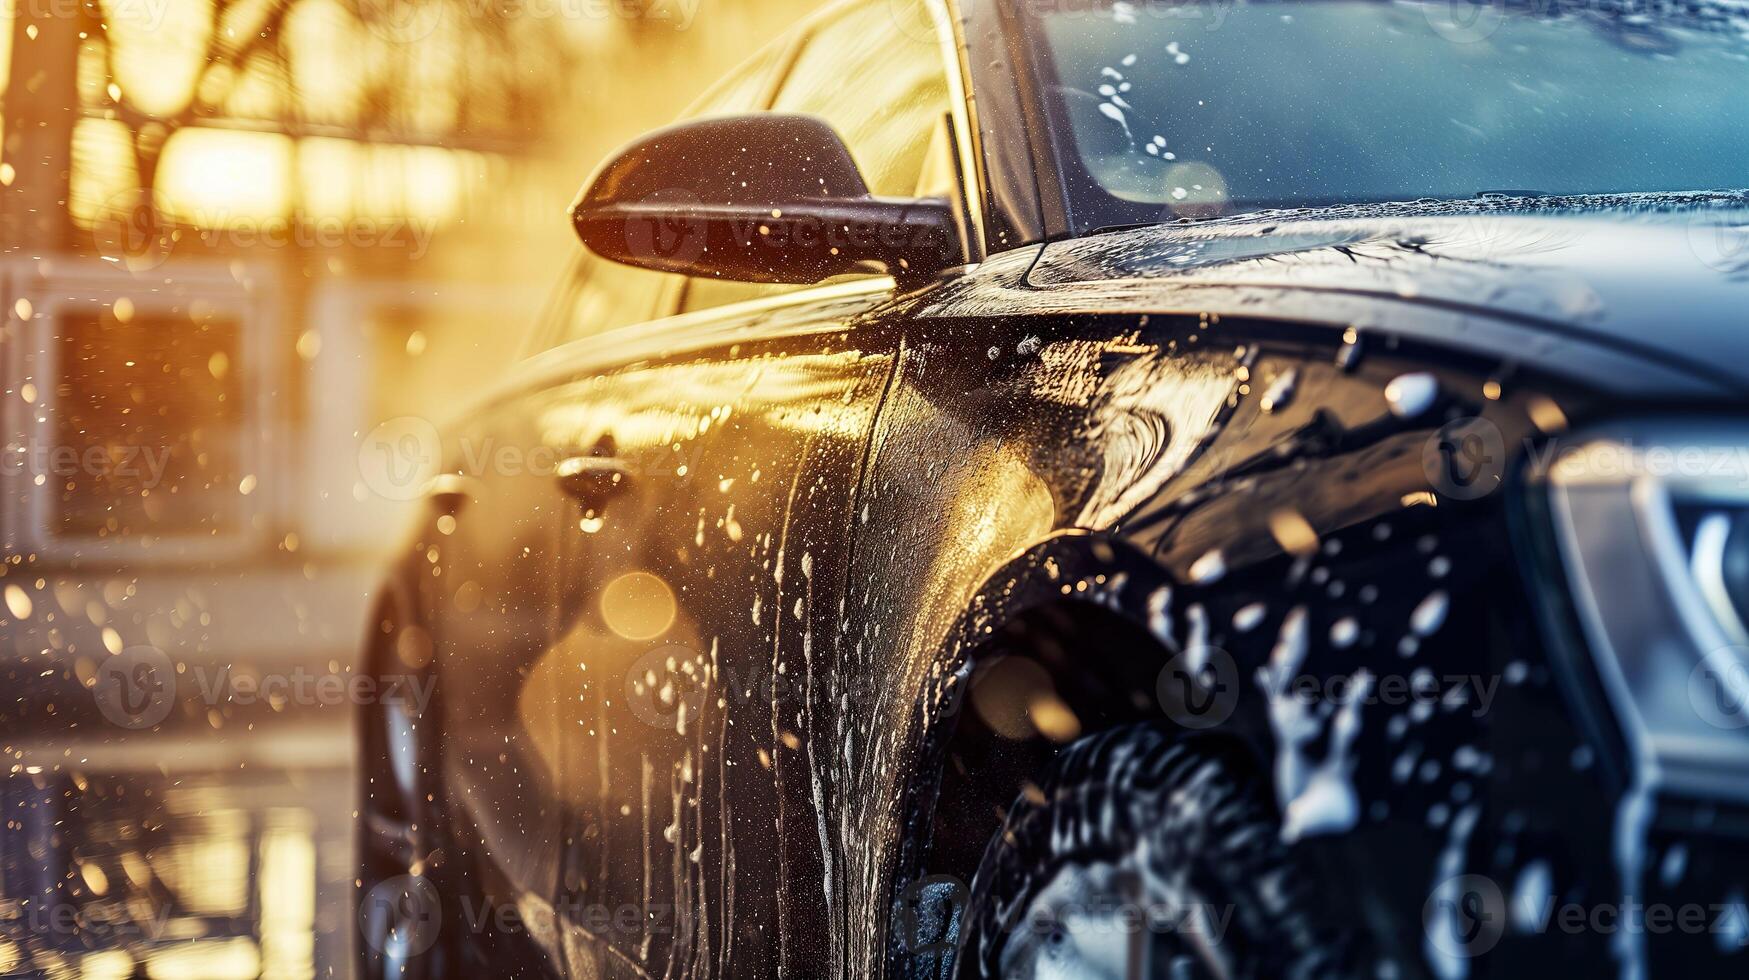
(685, 41, 788, 121)
(772, 0, 951, 198)
(678, 0, 953, 315)
(530, 44, 790, 353)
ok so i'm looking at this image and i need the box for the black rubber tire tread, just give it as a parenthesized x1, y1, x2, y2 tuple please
(956, 724, 1358, 980)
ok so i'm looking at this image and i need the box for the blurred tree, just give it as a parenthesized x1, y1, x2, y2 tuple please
(2, 5, 84, 249)
(2, 0, 577, 256)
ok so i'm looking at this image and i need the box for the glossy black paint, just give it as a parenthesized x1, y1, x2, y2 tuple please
(358, 2, 1749, 978)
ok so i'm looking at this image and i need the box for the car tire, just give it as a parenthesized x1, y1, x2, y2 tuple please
(954, 724, 1358, 979)
(357, 664, 449, 980)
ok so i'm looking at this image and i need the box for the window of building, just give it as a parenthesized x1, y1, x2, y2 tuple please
(46, 307, 246, 541)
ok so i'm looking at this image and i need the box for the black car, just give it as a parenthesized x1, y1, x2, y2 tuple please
(357, 1, 1749, 977)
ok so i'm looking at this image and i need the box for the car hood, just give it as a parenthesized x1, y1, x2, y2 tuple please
(1027, 192, 1749, 391)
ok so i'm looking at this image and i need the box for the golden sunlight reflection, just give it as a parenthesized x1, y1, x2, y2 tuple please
(144, 937, 262, 979)
(154, 806, 252, 915)
(296, 138, 473, 224)
(952, 445, 1056, 567)
(157, 129, 295, 225)
(601, 571, 678, 641)
(898, 440, 1055, 697)
(536, 353, 875, 455)
(517, 602, 708, 802)
(258, 811, 318, 979)
(79, 951, 138, 980)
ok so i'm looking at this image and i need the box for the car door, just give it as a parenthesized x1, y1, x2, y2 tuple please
(412, 41, 802, 974)
(535, 3, 962, 977)
(527, 287, 898, 980)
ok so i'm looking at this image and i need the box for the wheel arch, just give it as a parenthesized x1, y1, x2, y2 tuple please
(885, 530, 1279, 970)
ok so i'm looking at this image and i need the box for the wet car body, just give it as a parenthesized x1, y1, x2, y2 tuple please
(358, 2, 1749, 978)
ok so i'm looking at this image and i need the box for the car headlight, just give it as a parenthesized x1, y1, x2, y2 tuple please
(1545, 422, 1749, 800)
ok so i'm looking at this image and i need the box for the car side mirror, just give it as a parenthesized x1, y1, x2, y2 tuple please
(570, 114, 961, 286)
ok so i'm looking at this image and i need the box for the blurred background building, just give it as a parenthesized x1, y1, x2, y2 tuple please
(0, 0, 816, 974)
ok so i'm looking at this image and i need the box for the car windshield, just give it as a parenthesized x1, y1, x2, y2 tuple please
(1024, 0, 1749, 230)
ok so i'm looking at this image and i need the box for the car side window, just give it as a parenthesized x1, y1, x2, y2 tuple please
(528, 44, 791, 353)
(677, 0, 954, 315)
(772, 0, 952, 198)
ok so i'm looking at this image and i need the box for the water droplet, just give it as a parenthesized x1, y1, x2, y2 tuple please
(1512, 861, 1553, 933)
(1260, 368, 1297, 413)
(1660, 844, 1688, 887)
(1384, 372, 1439, 419)
(4, 584, 32, 620)
(1410, 590, 1449, 637)
(1330, 617, 1359, 648)
(1338, 328, 1362, 365)
(1529, 395, 1568, 434)
(1233, 602, 1267, 632)
(1268, 509, 1319, 557)
(1714, 891, 1748, 953)
(1188, 548, 1227, 584)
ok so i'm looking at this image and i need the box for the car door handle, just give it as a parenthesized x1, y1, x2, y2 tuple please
(555, 441, 631, 512)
